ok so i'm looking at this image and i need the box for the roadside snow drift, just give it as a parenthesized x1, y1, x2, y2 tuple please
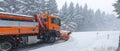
(30, 31, 120, 51)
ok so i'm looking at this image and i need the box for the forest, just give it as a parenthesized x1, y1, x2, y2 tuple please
(0, 0, 119, 32)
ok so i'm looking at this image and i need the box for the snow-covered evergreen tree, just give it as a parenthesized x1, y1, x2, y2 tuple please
(0, 0, 21, 13)
(16, 0, 40, 15)
(47, 0, 58, 15)
(59, 2, 68, 30)
(113, 0, 120, 17)
(66, 2, 75, 31)
(39, 0, 46, 13)
(59, 2, 68, 20)
(0, 0, 41, 16)
(73, 3, 83, 31)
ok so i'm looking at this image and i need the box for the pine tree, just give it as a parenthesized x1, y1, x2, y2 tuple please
(16, 0, 41, 15)
(59, 2, 76, 31)
(73, 3, 83, 31)
(0, 0, 41, 16)
(95, 9, 101, 17)
(67, 2, 74, 23)
(0, 0, 21, 13)
(82, 4, 88, 17)
(39, 0, 46, 13)
(113, 0, 120, 17)
(48, 0, 58, 15)
(59, 2, 68, 21)
(59, 2, 68, 30)
(66, 2, 75, 31)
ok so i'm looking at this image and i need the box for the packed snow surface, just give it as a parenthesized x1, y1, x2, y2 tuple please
(29, 31, 119, 51)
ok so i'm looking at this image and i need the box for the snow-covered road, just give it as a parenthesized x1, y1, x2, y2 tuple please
(17, 31, 120, 51)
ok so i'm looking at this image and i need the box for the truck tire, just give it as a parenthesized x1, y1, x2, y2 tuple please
(43, 30, 57, 43)
(44, 35, 56, 43)
(48, 36, 56, 43)
(0, 41, 13, 51)
(55, 31, 60, 37)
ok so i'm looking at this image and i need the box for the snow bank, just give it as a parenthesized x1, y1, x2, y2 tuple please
(30, 31, 120, 51)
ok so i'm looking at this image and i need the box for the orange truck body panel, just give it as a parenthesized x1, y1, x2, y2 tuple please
(0, 13, 39, 36)
(0, 26, 39, 36)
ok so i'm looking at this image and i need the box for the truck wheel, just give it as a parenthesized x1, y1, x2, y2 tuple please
(49, 36, 56, 43)
(44, 36, 56, 43)
(0, 41, 13, 51)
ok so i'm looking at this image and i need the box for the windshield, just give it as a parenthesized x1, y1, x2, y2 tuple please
(52, 18, 60, 25)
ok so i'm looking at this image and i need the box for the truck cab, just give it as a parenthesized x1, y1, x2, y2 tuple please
(41, 11, 61, 32)
(44, 16, 61, 31)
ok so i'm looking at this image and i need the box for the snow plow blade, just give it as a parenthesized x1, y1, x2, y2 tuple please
(60, 32, 71, 41)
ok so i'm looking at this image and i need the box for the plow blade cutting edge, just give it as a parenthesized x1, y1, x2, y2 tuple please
(60, 32, 71, 41)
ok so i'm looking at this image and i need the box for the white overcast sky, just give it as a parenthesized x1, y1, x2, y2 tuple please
(56, 0, 117, 14)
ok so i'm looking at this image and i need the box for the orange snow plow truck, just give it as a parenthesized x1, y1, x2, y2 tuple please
(0, 12, 71, 51)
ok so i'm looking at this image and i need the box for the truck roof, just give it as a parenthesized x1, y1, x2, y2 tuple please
(0, 12, 35, 22)
(0, 12, 33, 17)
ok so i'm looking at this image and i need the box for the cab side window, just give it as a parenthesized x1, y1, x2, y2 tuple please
(52, 18, 61, 25)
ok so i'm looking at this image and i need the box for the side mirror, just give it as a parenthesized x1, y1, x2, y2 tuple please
(59, 20, 61, 26)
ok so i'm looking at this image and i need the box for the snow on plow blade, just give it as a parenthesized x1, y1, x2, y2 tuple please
(60, 31, 71, 41)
